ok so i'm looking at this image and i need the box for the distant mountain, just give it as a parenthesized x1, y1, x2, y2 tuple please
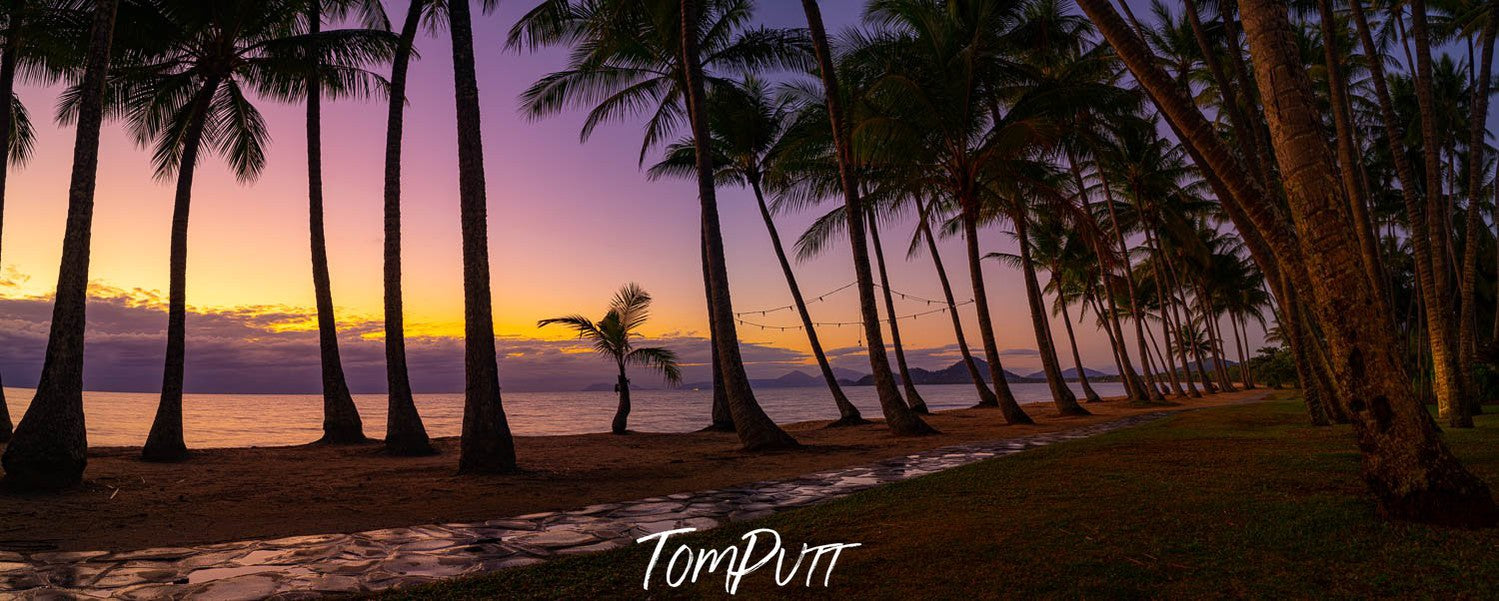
(671, 369, 856, 392)
(851, 358, 1038, 386)
(1023, 367, 1111, 380)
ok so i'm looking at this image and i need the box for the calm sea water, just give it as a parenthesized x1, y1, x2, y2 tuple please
(0, 382, 1124, 449)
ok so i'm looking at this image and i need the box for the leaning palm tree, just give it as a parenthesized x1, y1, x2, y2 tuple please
(649, 78, 867, 426)
(798, 0, 935, 436)
(100, 0, 396, 461)
(378, 0, 435, 456)
(302, 0, 390, 444)
(1, 0, 118, 490)
(540, 284, 683, 434)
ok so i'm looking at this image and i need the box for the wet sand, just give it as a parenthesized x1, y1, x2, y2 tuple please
(0, 390, 1268, 552)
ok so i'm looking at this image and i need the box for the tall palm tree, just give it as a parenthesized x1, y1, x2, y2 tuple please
(1409, 0, 1472, 427)
(0, 0, 45, 444)
(1, 0, 118, 490)
(648, 78, 867, 425)
(799, 0, 936, 437)
(508, 0, 805, 440)
(379, 0, 435, 456)
(105, 0, 394, 462)
(303, 0, 384, 444)
(1076, 0, 1498, 524)
(447, 0, 519, 472)
(681, 0, 799, 449)
(1024, 216, 1106, 403)
(540, 284, 682, 434)
(851, 0, 1048, 423)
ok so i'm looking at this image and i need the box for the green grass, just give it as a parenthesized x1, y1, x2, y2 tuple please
(366, 398, 1499, 600)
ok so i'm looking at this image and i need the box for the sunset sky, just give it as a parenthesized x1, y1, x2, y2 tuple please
(0, 0, 1265, 393)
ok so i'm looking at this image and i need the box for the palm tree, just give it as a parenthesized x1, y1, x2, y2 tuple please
(912, 194, 1001, 407)
(447, 0, 519, 472)
(799, 0, 936, 436)
(850, 0, 1047, 423)
(104, 0, 394, 462)
(648, 78, 867, 425)
(379, 0, 435, 456)
(508, 0, 805, 441)
(1024, 215, 1106, 403)
(681, 0, 799, 449)
(540, 284, 683, 434)
(0, 0, 46, 444)
(1, 0, 118, 490)
(303, 0, 391, 444)
(1076, 0, 1499, 524)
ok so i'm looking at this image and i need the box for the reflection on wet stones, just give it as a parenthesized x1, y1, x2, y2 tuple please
(3, 411, 1183, 600)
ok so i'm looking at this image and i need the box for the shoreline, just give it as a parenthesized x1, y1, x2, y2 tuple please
(0, 390, 1271, 553)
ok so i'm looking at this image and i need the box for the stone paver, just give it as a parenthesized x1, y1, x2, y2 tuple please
(0, 408, 1211, 600)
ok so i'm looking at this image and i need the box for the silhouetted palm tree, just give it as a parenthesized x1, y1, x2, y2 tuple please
(540, 283, 683, 434)
(0, 0, 47, 444)
(379, 0, 436, 456)
(302, 0, 392, 444)
(99, 0, 395, 461)
(798, 0, 935, 436)
(508, 0, 806, 438)
(447, 0, 519, 473)
(2, 0, 118, 490)
(648, 78, 867, 425)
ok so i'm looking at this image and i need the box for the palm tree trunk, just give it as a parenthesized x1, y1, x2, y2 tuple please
(1316, 0, 1384, 294)
(915, 197, 1000, 406)
(2, 0, 118, 489)
(613, 365, 630, 435)
(1458, 13, 1497, 417)
(1067, 151, 1146, 401)
(1179, 0, 1493, 523)
(1058, 296, 1102, 403)
(381, 0, 433, 456)
(1408, 0, 1470, 426)
(142, 76, 221, 463)
(750, 178, 864, 424)
(687, 0, 802, 447)
(0, 0, 21, 444)
(1157, 249, 1202, 397)
(700, 231, 733, 432)
(867, 208, 929, 414)
(305, 2, 364, 444)
(1144, 235, 1186, 397)
(1346, 0, 1467, 427)
(799, 0, 936, 435)
(449, 0, 517, 473)
(1015, 212, 1087, 414)
(1197, 285, 1237, 392)
(1230, 312, 1252, 389)
(1097, 172, 1164, 402)
(1089, 290, 1130, 394)
(960, 200, 1033, 423)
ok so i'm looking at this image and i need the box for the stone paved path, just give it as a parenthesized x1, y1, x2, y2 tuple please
(0, 406, 1225, 600)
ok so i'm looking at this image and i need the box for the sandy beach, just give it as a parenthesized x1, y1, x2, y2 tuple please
(0, 390, 1266, 553)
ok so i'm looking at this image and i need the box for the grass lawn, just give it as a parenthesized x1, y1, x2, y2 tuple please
(366, 396, 1499, 600)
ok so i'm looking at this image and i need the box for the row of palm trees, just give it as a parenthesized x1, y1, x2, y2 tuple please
(0, 0, 1495, 527)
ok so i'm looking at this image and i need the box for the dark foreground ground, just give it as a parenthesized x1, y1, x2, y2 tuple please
(0, 391, 1263, 552)
(369, 396, 1499, 600)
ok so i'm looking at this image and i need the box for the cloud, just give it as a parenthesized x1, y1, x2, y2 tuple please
(0, 288, 819, 393)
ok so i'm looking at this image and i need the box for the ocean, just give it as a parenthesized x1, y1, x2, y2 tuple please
(0, 381, 1125, 448)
